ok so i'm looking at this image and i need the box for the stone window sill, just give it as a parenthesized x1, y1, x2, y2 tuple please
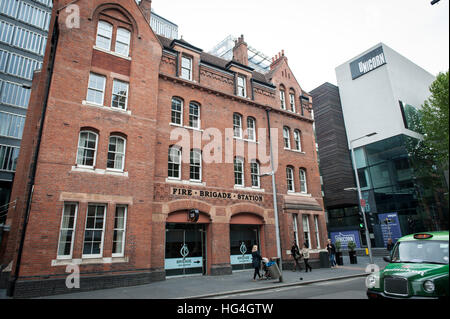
(71, 166, 129, 177)
(82, 100, 132, 116)
(52, 256, 129, 267)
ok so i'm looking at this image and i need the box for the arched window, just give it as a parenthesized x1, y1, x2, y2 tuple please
(283, 126, 291, 149)
(280, 86, 286, 110)
(96, 21, 113, 51)
(76, 131, 98, 168)
(289, 90, 296, 113)
(107, 136, 126, 171)
(171, 97, 183, 125)
(294, 129, 302, 151)
(247, 117, 256, 141)
(299, 168, 307, 193)
(286, 166, 295, 192)
(234, 157, 244, 186)
(189, 102, 200, 129)
(190, 149, 202, 182)
(250, 160, 260, 188)
(168, 146, 181, 179)
(115, 27, 131, 56)
(233, 113, 243, 138)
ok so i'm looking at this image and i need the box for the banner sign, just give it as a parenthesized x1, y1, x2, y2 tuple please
(171, 187, 263, 203)
(330, 230, 362, 249)
(350, 46, 387, 80)
(378, 212, 402, 246)
(165, 257, 203, 270)
(230, 254, 252, 265)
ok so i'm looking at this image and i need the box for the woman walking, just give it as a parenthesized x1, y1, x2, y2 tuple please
(251, 245, 263, 281)
(301, 243, 313, 272)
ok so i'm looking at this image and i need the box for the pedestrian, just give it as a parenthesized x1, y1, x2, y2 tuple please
(291, 241, 302, 272)
(326, 239, 337, 268)
(251, 245, 262, 281)
(301, 243, 313, 272)
(386, 238, 394, 254)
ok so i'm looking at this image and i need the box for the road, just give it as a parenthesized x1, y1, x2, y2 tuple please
(212, 277, 368, 299)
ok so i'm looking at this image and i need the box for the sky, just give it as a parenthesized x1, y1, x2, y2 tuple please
(151, 0, 449, 92)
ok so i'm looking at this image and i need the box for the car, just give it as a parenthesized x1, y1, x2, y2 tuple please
(367, 231, 449, 299)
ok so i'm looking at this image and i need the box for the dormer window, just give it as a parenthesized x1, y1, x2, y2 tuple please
(237, 75, 246, 97)
(181, 56, 192, 80)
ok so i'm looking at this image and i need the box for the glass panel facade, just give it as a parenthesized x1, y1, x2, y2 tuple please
(0, 111, 25, 138)
(0, 144, 20, 171)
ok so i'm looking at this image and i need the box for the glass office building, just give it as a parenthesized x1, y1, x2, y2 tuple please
(0, 0, 52, 223)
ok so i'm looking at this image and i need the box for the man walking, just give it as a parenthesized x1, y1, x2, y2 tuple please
(326, 239, 337, 268)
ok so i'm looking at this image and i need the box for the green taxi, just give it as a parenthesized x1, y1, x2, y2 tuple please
(367, 231, 449, 299)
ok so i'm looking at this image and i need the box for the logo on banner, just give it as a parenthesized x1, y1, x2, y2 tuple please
(180, 244, 189, 258)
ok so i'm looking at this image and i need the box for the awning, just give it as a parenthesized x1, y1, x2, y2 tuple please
(283, 195, 323, 211)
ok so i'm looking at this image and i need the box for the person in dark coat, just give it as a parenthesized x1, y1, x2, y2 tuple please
(386, 238, 395, 254)
(291, 241, 302, 271)
(251, 245, 262, 281)
(326, 239, 337, 268)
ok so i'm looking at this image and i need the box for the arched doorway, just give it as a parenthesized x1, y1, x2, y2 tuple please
(165, 210, 210, 277)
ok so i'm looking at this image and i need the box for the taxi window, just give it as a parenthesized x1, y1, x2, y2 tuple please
(392, 240, 449, 264)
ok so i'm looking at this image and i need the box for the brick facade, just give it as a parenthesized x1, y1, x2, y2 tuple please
(0, 0, 328, 298)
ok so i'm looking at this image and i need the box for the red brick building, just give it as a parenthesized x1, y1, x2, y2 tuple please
(0, 0, 327, 297)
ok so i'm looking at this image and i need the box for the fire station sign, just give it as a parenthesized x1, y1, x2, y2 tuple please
(171, 187, 263, 203)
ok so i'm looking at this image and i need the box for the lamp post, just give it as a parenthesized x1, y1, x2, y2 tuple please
(349, 132, 377, 264)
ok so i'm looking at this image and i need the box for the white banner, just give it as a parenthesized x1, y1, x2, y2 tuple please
(230, 254, 252, 265)
(165, 257, 203, 270)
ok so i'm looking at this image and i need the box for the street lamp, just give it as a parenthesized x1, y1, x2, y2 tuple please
(349, 132, 377, 264)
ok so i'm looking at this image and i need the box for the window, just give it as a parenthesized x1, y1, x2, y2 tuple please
(87, 73, 106, 105)
(115, 28, 131, 56)
(189, 102, 200, 129)
(111, 80, 129, 110)
(0, 111, 25, 139)
(76, 131, 98, 168)
(96, 21, 113, 51)
(0, 20, 16, 44)
(0, 0, 20, 18)
(0, 80, 31, 108)
(286, 166, 295, 192)
(181, 56, 192, 80)
(171, 98, 183, 125)
(289, 93, 296, 112)
(12, 26, 47, 55)
(247, 117, 256, 141)
(17, 2, 50, 30)
(82, 204, 106, 258)
(280, 89, 286, 110)
(190, 149, 202, 181)
(168, 146, 181, 179)
(314, 215, 321, 249)
(6, 52, 42, 80)
(283, 127, 291, 149)
(57, 203, 78, 259)
(237, 75, 246, 97)
(107, 136, 126, 171)
(299, 169, 307, 193)
(234, 157, 244, 186)
(113, 205, 127, 257)
(303, 215, 311, 248)
(250, 160, 260, 188)
(0, 144, 19, 172)
(294, 130, 302, 151)
(293, 214, 299, 246)
(233, 113, 242, 138)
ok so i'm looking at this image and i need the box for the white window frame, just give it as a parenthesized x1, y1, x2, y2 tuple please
(286, 166, 295, 192)
(283, 127, 291, 149)
(190, 149, 202, 182)
(299, 169, 308, 194)
(86, 73, 106, 106)
(82, 204, 107, 259)
(76, 131, 98, 168)
(107, 136, 126, 172)
(289, 93, 296, 112)
(294, 130, 302, 151)
(293, 214, 299, 246)
(234, 157, 244, 187)
(168, 146, 181, 180)
(189, 102, 200, 129)
(112, 205, 127, 257)
(171, 98, 183, 125)
(237, 75, 246, 97)
(233, 113, 243, 138)
(314, 215, 321, 249)
(250, 160, 260, 188)
(303, 215, 311, 249)
(96, 21, 113, 51)
(56, 202, 78, 260)
(280, 90, 286, 110)
(115, 27, 131, 57)
(181, 55, 192, 81)
(111, 79, 129, 110)
(247, 117, 256, 141)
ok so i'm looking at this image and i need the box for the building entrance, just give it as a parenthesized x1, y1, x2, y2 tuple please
(230, 224, 260, 270)
(165, 223, 207, 276)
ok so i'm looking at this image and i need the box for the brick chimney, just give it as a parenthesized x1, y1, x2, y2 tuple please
(232, 35, 249, 66)
(139, 0, 152, 22)
(270, 49, 287, 70)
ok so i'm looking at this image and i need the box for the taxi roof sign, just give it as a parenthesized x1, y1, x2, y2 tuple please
(413, 233, 433, 239)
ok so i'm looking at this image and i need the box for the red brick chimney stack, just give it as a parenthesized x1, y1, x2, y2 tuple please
(139, 0, 152, 22)
(232, 34, 249, 66)
(270, 49, 287, 70)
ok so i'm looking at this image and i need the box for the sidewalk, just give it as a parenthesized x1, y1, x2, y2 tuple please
(2, 256, 387, 299)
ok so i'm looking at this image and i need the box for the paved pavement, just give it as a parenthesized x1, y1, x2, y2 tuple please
(0, 256, 387, 299)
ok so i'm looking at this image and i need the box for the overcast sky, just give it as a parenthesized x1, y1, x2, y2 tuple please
(151, 0, 449, 92)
